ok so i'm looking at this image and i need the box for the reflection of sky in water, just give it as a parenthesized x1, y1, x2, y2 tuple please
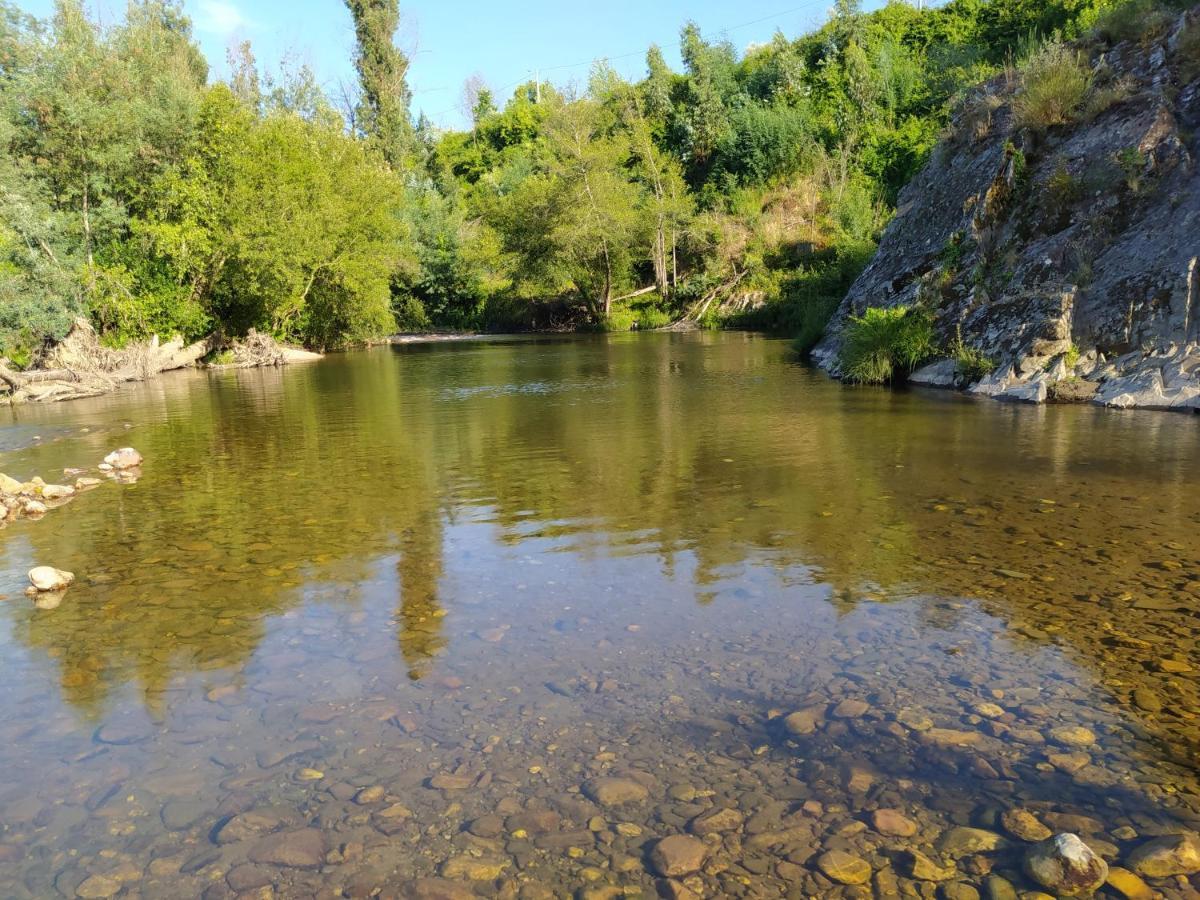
(0, 334, 1198, 895)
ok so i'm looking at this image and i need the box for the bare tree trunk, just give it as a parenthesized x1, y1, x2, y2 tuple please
(601, 242, 612, 317)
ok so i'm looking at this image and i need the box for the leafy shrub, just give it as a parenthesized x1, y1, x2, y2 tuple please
(1013, 44, 1091, 132)
(838, 306, 937, 384)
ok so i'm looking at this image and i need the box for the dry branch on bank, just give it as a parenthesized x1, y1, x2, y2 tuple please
(0, 318, 214, 405)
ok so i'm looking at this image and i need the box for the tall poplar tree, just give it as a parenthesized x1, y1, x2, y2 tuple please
(344, 0, 412, 166)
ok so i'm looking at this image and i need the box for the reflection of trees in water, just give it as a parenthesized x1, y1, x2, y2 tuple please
(396, 516, 446, 681)
(1, 335, 1197, 743)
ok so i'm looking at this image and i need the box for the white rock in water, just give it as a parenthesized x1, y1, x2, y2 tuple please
(41, 484, 75, 500)
(22, 499, 47, 516)
(1024, 833, 1108, 896)
(103, 448, 143, 470)
(29, 566, 75, 592)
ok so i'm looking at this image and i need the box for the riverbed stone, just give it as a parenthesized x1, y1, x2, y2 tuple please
(982, 874, 1017, 900)
(428, 772, 474, 791)
(583, 777, 648, 807)
(937, 827, 1006, 856)
(1048, 725, 1096, 747)
(353, 785, 385, 804)
(688, 807, 743, 835)
(831, 698, 870, 718)
(871, 808, 918, 837)
(817, 849, 872, 884)
(215, 808, 299, 844)
(908, 851, 957, 881)
(942, 883, 980, 900)
(1125, 832, 1200, 877)
(408, 879, 476, 900)
(1105, 866, 1154, 899)
(650, 835, 708, 877)
(1000, 808, 1051, 842)
(440, 854, 511, 880)
(1023, 833, 1108, 896)
(247, 828, 327, 868)
(75, 874, 122, 899)
(782, 706, 823, 735)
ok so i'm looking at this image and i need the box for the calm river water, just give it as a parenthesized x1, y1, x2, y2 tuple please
(0, 332, 1197, 899)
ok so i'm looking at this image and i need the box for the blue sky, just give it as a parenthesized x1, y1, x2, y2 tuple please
(19, 0, 851, 128)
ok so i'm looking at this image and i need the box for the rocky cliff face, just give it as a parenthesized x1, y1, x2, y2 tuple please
(813, 9, 1200, 411)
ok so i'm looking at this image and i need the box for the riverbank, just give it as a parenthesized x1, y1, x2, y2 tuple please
(0, 320, 322, 408)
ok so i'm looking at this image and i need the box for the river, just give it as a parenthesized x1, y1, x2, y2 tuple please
(0, 332, 1197, 898)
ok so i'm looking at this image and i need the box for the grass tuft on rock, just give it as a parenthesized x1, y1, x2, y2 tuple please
(1013, 43, 1092, 132)
(838, 306, 937, 384)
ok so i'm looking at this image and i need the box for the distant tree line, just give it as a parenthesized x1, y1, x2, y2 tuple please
(0, 0, 1143, 363)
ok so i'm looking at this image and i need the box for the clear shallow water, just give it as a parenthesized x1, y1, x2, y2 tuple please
(0, 332, 1197, 899)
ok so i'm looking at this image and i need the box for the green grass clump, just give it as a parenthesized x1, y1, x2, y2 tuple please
(1013, 43, 1091, 132)
(838, 306, 937, 384)
(950, 329, 997, 381)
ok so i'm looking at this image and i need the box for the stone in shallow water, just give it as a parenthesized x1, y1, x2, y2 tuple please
(937, 827, 1007, 857)
(428, 772, 474, 791)
(1000, 808, 1051, 842)
(982, 874, 1018, 900)
(214, 808, 299, 844)
(1125, 832, 1200, 878)
(831, 698, 870, 718)
(582, 776, 648, 807)
(28, 566, 74, 592)
(1048, 725, 1096, 747)
(907, 850, 956, 881)
(943, 883, 980, 900)
(650, 835, 708, 877)
(871, 808, 918, 837)
(161, 799, 208, 831)
(1131, 688, 1162, 712)
(440, 855, 510, 880)
(782, 706, 823, 735)
(1105, 866, 1153, 899)
(1023, 833, 1108, 896)
(103, 447, 143, 470)
(817, 849, 871, 884)
(246, 828, 327, 869)
(919, 728, 983, 747)
(75, 874, 122, 899)
(688, 807, 743, 835)
(408, 877, 478, 899)
(353, 785, 385, 804)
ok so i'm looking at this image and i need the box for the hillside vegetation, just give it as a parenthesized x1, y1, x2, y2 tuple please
(0, 0, 1177, 365)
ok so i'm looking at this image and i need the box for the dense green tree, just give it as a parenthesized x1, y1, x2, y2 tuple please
(344, 0, 412, 166)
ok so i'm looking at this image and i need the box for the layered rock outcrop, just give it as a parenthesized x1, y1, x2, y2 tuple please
(814, 9, 1200, 411)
